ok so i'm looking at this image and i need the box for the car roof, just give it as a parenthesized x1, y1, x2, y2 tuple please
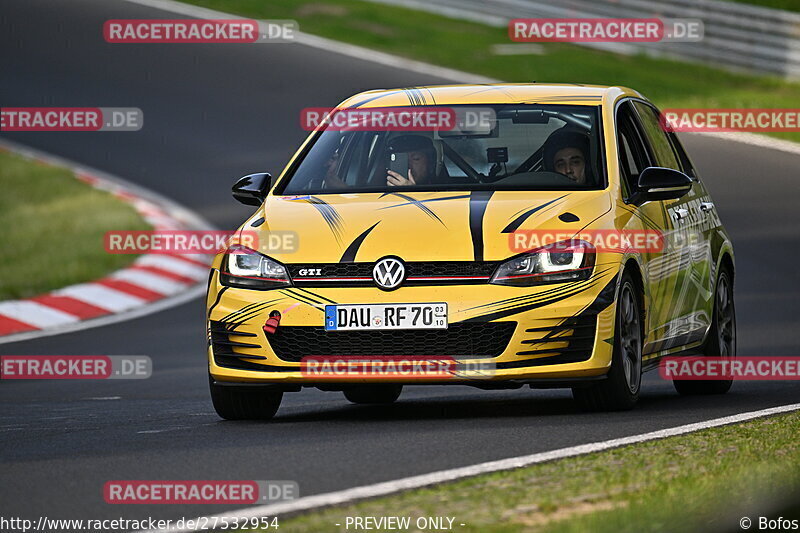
(338, 84, 643, 108)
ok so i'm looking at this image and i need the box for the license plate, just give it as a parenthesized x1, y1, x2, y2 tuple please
(324, 303, 448, 331)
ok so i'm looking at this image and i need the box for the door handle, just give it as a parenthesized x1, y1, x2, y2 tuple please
(699, 202, 714, 213)
(672, 208, 689, 221)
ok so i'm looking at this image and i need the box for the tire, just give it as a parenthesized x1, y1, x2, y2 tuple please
(673, 267, 736, 395)
(573, 271, 643, 411)
(344, 385, 403, 405)
(209, 376, 283, 420)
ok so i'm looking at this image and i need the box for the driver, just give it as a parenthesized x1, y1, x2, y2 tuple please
(542, 129, 592, 185)
(386, 135, 437, 187)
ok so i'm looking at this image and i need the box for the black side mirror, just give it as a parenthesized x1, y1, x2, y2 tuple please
(232, 173, 272, 206)
(630, 167, 692, 206)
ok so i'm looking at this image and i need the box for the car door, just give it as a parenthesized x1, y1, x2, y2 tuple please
(615, 100, 677, 355)
(631, 100, 710, 349)
(667, 129, 718, 337)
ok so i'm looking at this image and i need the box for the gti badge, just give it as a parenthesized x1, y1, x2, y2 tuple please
(372, 257, 405, 290)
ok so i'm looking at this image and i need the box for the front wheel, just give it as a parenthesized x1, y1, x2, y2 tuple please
(674, 268, 736, 395)
(573, 272, 643, 411)
(344, 385, 403, 404)
(209, 376, 283, 420)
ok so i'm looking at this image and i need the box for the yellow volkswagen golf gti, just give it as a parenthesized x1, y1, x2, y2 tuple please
(206, 84, 735, 419)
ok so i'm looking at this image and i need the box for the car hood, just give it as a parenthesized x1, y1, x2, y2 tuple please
(252, 190, 612, 263)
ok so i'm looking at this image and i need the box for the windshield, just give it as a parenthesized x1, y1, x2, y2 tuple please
(278, 104, 605, 194)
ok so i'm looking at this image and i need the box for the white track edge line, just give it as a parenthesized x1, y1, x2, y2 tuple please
(137, 402, 800, 533)
(120, 0, 800, 157)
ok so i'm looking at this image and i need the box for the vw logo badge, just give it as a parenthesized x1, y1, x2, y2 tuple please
(372, 257, 405, 290)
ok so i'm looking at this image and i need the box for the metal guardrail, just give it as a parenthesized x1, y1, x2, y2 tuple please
(367, 0, 800, 79)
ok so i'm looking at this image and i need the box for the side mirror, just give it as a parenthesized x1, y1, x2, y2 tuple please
(232, 173, 272, 206)
(630, 167, 692, 206)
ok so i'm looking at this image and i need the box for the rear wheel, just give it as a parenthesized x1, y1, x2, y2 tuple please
(573, 272, 643, 411)
(674, 268, 736, 395)
(209, 376, 283, 420)
(344, 385, 403, 404)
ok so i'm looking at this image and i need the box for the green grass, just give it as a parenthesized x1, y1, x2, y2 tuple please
(185, 0, 800, 142)
(0, 150, 150, 300)
(265, 411, 800, 533)
(722, 0, 800, 12)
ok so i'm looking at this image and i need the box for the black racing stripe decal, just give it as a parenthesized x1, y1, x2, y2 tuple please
(578, 276, 618, 315)
(462, 279, 602, 323)
(462, 284, 571, 314)
(469, 190, 494, 261)
(282, 289, 327, 309)
(501, 195, 567, 233)
(538, 276, 619, 341)
(222, 298, 281, 323)
(227, 299, 285, 329)
(349, 90, 404, 109)
(340, 221, 380, 263)
(221, 299, 269, 323)
(462, 276, 599, 316)
(462, 267, 614, 313)
(377, 193, 445, 226)
(424, 87, 437, 105)
(223, 297, 284, 321)
(302, 196, 344, 243)
(207, 285, 228, 317)
(293, 287, 337, 305)
(379, 193, 470, 206)
(403, 87, 425, 106)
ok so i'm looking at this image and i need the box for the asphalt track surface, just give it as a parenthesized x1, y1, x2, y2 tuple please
(1, 0, 800, 525)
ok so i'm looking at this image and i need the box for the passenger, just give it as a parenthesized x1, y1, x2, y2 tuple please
(323, 148, 348, 189)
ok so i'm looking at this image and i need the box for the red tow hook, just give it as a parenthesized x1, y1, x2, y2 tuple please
(263, 311, 281, 335)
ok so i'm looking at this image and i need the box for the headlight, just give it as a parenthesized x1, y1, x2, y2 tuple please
(490, 239, 595, 286)
(220, 245, 291, 290)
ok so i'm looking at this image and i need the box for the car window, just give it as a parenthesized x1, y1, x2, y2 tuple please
(632, 101, 681, 171)
(666, 131, 698, 180)
(616, 101, 650, 196)
(277, 104, 606, 194)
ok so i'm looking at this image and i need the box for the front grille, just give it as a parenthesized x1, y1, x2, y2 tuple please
(266, 322, 517, 362)
(289, 262, 498, 287)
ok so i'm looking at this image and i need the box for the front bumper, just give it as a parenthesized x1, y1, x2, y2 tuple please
(206, 265, 620, 385)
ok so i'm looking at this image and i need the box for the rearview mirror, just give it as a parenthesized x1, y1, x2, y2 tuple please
(232, 173, 272, 206)
(630, 167, 692, 206)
